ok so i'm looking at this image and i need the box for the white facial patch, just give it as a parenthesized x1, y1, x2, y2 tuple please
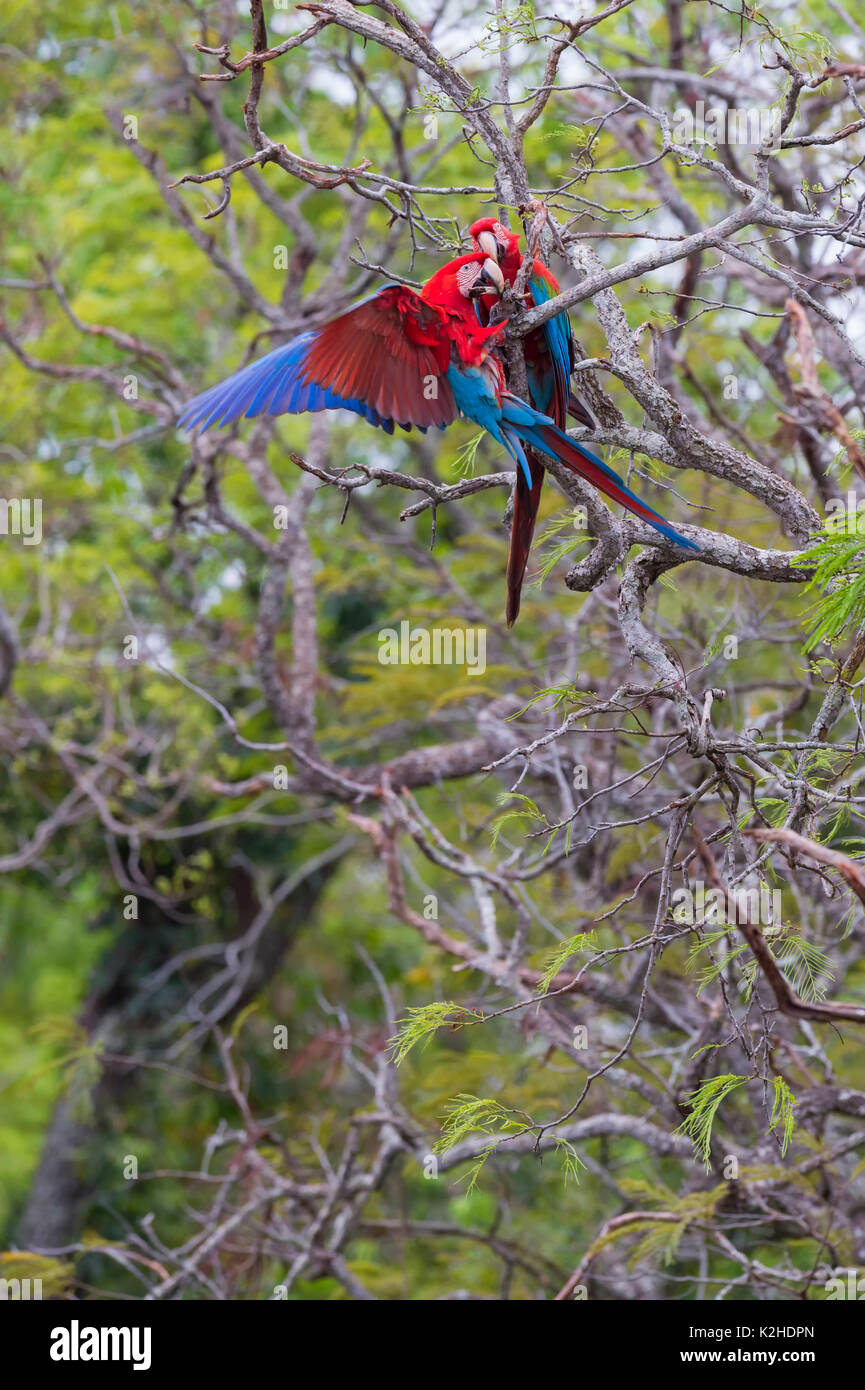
(456, 262, 482, 297)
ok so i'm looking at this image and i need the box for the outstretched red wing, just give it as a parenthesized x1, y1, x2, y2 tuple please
(301, 287, 458, 429)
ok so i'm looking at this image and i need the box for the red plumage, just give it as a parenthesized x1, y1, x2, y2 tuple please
(301, 286, 457, 429)
(302, 262, 506, 431)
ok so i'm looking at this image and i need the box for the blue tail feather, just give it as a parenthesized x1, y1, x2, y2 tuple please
(500, 394, 698, 552)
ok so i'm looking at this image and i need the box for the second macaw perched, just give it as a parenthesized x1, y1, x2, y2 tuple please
(471, 216, 599, 623)
(179, 251, 696, 620)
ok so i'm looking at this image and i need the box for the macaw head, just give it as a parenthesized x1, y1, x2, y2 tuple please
(422, 252, 505, 311)
(421, 253, 507, 364)
(459, 254, 506, 301)
(469, 217, 522, 279)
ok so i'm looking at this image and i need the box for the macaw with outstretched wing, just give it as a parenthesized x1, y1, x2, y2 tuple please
(179, 250, 697, 621)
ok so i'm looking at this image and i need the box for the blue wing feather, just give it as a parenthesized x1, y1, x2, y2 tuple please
(178, 328, 431, 435)
(528, 272, 573, 421)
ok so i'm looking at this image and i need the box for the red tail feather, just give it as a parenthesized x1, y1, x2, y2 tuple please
(506, 450, 545, 626)
(537, 425, 667, 530)
(567, 392, 596, 430)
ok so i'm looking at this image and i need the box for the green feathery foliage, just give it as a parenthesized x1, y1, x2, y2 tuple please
(434, 1095, 532, 1191)
(435, 1094, 529, 1152)
(536, 931, 597, 995)
(388, 1002, 483, 1065)
(769, 1077, 797, 1157)
(451, 430, 485, 478)
(458, 1143, 497, 1194)
(792, 518, 865, 650)
(676, 1074, 749, 1169)
(534, 509, 592, 585)
(554, 1136, 586, 1186)
(490, 792, 549, 848)
(687, 925, 832, 1005)
(589, 1180, 726, 1269)
(775, 935, 833, 1002)
(688, 937, 750, 994)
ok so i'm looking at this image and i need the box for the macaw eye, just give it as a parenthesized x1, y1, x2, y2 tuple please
(456, 263, 481, 297)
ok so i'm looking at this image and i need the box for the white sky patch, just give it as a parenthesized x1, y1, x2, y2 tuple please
(140, 628, 176, 672)
(201, 558, 247, 612)
(305, 68, 357, 105)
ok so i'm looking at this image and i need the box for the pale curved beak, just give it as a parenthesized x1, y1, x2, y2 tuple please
(481, 257, 505, 297)
(476, 230, 499, 260)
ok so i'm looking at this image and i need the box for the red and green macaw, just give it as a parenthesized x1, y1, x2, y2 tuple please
(470, 216, 605, 622)
(179, 250, 696, 619)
